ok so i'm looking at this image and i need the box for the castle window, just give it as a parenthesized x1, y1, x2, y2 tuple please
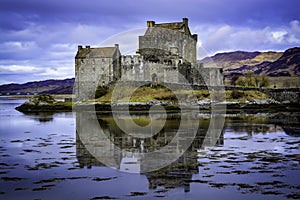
(151, 73, 157, 83)
(81, 59, 84, 64)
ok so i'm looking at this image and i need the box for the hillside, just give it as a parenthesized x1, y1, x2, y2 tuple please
(0, 78, 74, 95)
(1, 47, 299, 95)
(201, 47, 300, 77)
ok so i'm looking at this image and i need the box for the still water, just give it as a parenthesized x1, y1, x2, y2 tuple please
(0, 97, 299, 199)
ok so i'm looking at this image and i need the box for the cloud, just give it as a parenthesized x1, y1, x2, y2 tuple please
(0, 65, 39, 73)
(38, 66, 74, 77)
(100, 28, 146, 55)
(0, 0, 300, 84)
(195, 20, 300, 57)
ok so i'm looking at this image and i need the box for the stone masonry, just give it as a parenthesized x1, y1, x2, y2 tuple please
(75, 18, 223, 100)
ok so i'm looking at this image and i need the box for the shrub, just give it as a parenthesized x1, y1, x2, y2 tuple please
(231, 90, 244, 99)
(95, 85, 109, 99)
(231, 75, 240, 86)
(33, 94, 55, 105)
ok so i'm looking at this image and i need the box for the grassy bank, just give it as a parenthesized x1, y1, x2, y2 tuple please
(15, 86, 299, 113)
(94, 85, 268, 104)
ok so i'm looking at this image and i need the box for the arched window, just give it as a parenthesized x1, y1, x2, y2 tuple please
(151, 73, 157, 83)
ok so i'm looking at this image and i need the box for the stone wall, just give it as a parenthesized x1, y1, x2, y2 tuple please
(139, 27, 197, 64)
(262, 88, 300, 103)
(75, 46, 121, 100)
(75, 57, 113, 100)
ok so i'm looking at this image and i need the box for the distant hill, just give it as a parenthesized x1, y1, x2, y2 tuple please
(1, 47, 299, 95)
(0, 78, 74, 95)
(200, 47, 300, 77)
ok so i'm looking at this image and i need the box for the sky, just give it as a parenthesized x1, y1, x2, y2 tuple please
(0, 0, 300, 84)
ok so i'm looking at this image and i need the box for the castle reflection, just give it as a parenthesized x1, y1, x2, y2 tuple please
(76, 112, 224, 192)
(75, 111, 300, 192)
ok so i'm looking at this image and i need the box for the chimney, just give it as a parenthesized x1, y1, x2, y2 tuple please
(78, 45, 82, 51)
(147, 21, 155, 27)
(183, 18, 188, 26)
(114, 44, 119, 49)
(192, 34, 198, 41)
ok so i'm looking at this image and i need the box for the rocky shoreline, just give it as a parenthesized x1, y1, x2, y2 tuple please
(15, 98, 300, 113)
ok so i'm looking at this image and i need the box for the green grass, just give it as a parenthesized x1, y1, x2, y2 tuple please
(268, 76, 300, 88)
(95, 86, 269, 104)
(226, 90, 268, 102)
(225, 76, 300, 88)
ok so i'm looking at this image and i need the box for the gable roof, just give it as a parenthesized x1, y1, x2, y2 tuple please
(76, 47, 117, 59)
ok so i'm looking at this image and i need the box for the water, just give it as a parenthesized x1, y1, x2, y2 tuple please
(0, 97, 299, 199)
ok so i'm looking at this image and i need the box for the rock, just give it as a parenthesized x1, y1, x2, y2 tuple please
(146, 100, 163, 105)
(197, 100, 211, 105)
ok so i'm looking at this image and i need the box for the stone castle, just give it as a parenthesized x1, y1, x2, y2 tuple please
(75, 18, 223, 100)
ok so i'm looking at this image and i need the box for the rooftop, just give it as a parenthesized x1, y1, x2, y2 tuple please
(75, 45, 119, 59)
(147, 18, 192, 36)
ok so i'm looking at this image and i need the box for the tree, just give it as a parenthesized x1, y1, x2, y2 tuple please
(260, 74, 269, 88)
(245, 72, 255, 87)
(236, 77, 246, 86)
(254, 75, 260, 87)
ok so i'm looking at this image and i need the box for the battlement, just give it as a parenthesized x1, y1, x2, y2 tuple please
(122, 55, 143, 65)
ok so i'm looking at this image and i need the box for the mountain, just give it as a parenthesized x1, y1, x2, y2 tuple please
(0, 78, 75, 95)
(1, 47, 299, 95)
(201, 47, 300, 77)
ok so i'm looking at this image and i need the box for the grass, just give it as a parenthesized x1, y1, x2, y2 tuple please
(95, 85, 269, 104)
(224, 76, 300, 88)
(268, 76, 300, 88)
(226, 90, 268, 102)
(95, 86, 211, 103)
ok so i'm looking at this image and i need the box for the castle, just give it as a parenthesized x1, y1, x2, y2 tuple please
(75, 18, 223, 100)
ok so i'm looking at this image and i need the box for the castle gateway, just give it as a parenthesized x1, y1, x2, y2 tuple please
(75, 18, 223, 100)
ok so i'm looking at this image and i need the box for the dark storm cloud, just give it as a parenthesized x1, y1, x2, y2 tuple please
(2, 0, 299, 28)
(0, 0, 299, 84)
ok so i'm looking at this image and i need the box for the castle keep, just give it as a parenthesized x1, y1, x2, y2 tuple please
(75, 18, 223, 100)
